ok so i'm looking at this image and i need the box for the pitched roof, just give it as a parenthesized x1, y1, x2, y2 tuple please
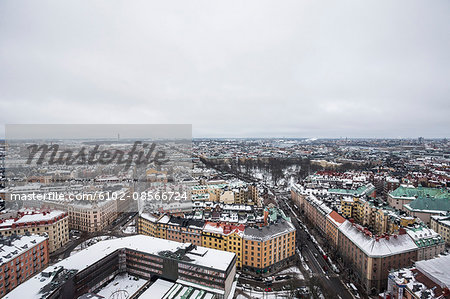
(327, 211, 346, 227)
(405, 197, 450, 213)
(389, 186, 449, 200)
(338, 221, 417, 258)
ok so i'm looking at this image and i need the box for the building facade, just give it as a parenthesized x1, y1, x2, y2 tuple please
(68, 201, 117, 233)
(6, 236, 236, 299)
(0, 235, 49, 298)
(242, 221, 296, 274)
(430, 214, 450, 245)
(137, 213, 295, 273)
(0, 210, 68, 253)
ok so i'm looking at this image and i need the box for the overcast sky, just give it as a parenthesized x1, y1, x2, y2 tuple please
(0, 0, 449, 138)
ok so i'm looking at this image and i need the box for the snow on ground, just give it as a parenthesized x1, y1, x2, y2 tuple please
(297, 249, 311, 273)
(277, 266, 305, 279)
(307, 232, 339, 273)
(70, 236, 117, 256)
(122, 219, 137, 234)
(122, 225, 136, 234)
(96, 273, 147, 298)
(236, 287, 293, 299)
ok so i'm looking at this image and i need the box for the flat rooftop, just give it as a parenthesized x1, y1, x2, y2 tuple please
(6, 235, 235, 299)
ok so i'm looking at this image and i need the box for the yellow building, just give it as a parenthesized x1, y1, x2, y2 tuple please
(340, 197, 355, 218)
(339, 195, 411, 235)
(138, 213, 295, 273)
(374, 209, 389, 234)
(242, 221, 296, 273)
(430, 215, 450, 245)
(191, 183, 260, 206)
(225, 230, 244, 268)
(202, 222, 245, 268)
(137, 213, 161, 237)
(202, 223, 227, 250)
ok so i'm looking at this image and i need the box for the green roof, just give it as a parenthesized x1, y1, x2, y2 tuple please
(406, 196, 450, 212)
(328, 184, 375, 197)
(389, 186, 449, 200)
(265, 207, 291, 223)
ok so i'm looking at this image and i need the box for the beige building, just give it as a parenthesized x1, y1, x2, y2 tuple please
(22, 194, 120, 233)
(338, 221, 419, 294)
(430, 214, 450, 245)
(192, 183, 260, 206)
(68, 200, 117, 233)
(406, 226, 445, 261)
(0, 209, 69, 253)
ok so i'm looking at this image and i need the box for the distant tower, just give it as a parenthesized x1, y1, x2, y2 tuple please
(118, 133, 120, 141)
(418, 137, 424, 144)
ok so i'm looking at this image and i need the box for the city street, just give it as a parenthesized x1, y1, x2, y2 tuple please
(275, 188, 356, 299)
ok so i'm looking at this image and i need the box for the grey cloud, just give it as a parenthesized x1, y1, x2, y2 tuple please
(0, 0, 449, 138)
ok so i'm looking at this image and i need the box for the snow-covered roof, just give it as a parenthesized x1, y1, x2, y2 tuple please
(61, 235, 234, 271)
(415, 254, 450, 288)
(244, 220, 295, 242)
(6, 235, 235, 299)
(157, 215, 171, 224)
(339, 221, 418, 258)
(140, 279, 174, 298)
(140, 212, 159, 223)
(0, 210, 66, 229)
(0, 234, 47, 265)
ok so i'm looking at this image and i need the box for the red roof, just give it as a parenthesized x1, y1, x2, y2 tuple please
(328, 211, 346, 224)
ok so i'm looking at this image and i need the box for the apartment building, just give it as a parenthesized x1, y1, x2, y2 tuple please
(0, 235, 49, 298)
(165, 217, 204, 246)
(430, 214, 450, 245)
(23, 196, 119, 233)
(138, 214, 204, 245)
(388, 186, 449, 212)
(137, 213, 295, 273)
(328, 183, 376, 199)
(0, 210, 68, 253)
(404, 196, 450, 225)
(137, 213, 159, 236)
(191, 182, 260, 206)
(386, 255, 450, 299)
(340, 197, 354, 218)
(242, 220, 296, 274)
(6, 235, 236, 299)
(406, 226, 445, 261)
(202, 222, 245, 268)
(291, 184, 445, 294)
(339, 195, 414, 235)
(68, 200, 117, 233)
(338, 221, 418, 294)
